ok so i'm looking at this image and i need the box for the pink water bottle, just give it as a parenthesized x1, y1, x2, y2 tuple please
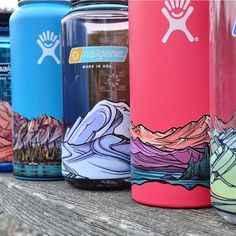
(129, 0, 211, 208)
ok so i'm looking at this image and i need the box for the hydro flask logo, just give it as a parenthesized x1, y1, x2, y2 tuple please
(37, 30, 60, 64)
(162, 0, 196, 43)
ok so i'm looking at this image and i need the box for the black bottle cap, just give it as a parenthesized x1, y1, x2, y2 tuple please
(0, 12, 11, 36)
(0, 12, 11, 25)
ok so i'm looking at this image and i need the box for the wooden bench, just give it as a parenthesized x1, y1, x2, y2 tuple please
(0, 173, 236, 236)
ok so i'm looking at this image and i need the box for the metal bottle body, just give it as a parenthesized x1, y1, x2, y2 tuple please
(210, 0, 236, 224)
(61, 3, 130, 189)
(129, 0, 210, 207)
(10, 1, 71, 180)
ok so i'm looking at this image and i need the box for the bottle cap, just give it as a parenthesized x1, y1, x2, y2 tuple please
(0, 12, 11, 24)
(0, 12, 11, 36)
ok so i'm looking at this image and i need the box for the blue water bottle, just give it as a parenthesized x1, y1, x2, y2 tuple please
(0, 12, 13, 172)
(10, 0, 71, 180)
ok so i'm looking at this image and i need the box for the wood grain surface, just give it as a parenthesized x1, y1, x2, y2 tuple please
(0, 205, 47, 236)
(0, 173, 236, 236)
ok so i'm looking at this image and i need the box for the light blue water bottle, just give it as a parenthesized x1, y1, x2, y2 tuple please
(10, 0, 71, 180)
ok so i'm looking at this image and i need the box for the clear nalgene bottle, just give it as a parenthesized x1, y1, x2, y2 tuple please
(210, 0, 236, 224)
(0, 13, 13, 172)
(61, 0, 130, 189)
(10, 0, 71, 180)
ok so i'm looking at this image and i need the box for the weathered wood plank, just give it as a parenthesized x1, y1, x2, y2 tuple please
(0, 205, 47, 236)
(0, 173, 236, 236)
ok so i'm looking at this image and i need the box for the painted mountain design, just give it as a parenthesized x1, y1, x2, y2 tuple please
(214, 113, 236, 133)
(62, 100, 130, 180)
(131, 115, 210, 189)
(211, 115, 236, 215)
(0, 101, 13, 163)
(13, 113, 63, 164)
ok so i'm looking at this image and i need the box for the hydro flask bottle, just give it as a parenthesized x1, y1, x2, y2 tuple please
(61, 0, 130, 189)
(129, 0, 211, 207)
(210, 0, 236, 224)
(0, 12, 13, 172)
(10, 0, 71, 180)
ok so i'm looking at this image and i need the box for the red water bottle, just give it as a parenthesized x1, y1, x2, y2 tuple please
(129, 0, 211, 208)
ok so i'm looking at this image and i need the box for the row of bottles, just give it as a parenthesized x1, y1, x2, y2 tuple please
(0, 0, 235, 224)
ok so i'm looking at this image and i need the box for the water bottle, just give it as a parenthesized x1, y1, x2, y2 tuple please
(10, 0, 71, 180)
(61, 0, 130, 189)
(210, 0, 236, 224)
(129, 0, 211, 207)
(0, 12, 13, 172)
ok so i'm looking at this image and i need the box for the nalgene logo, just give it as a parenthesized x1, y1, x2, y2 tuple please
(0, 64, 10, 75)
(162, 0, 195, 43)
(69, 46, 128, 64)
(232, 19, 236, 37)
